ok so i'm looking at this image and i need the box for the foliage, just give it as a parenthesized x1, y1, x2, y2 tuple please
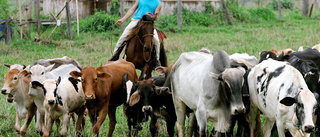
(246, 8, 276, 22)
(110, 0, 120, 16)
(78, 11, 120, 33)
(268, 0, 294, 10)
(0, 0, 10, 19)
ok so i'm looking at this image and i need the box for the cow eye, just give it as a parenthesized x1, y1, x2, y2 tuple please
(41, 72, 44, 75)
(13, 77, 18, 80)
(95, 78, 98, 81)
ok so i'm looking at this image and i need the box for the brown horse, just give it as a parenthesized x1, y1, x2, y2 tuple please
(110, 15, 167, 80)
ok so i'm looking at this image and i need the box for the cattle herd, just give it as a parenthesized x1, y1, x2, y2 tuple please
(2, 44, 320, 137)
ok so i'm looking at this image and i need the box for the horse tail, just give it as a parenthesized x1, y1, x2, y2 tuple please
(160, 43, 168, 67)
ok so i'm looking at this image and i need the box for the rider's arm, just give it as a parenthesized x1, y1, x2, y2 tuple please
(116, 0, 139, 25)
(153, 3, 162, 21)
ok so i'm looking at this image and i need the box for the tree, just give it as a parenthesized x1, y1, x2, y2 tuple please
(302, 0, 309, 16)
(220, 0, 232, 25)
(278, 0, 282, 21)
(177, 0, 182, 28)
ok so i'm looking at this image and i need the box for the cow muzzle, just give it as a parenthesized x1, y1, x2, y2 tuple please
(142, 106, 153, 112)
(7, 94, 14, 103)
(1, 89, 8, 95)
(85, 94, 95, 100)
(233, 106, 246, 115)
(303, 125, 315, 133)
(48, 100, 55, 105)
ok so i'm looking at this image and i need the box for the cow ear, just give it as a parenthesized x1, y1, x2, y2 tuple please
(122, 73, 128, 83)
(56, 76, 61, 86)
(4, 64, 11, 68)
(20, 70, 31, 77)
(129, 91, 140, 106)
(70, 71, 82, 78)
(97, 72, 111, 79)
(45, 64, 54, 72)
(208, 72, 223, 81)
(242, 69, 251, 97)
(280, 97, 297, 106)
(155, 67, 166, 74)
(31, 81, 43, 88)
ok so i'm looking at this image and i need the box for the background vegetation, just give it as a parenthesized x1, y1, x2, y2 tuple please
(1, 0, 320, 136)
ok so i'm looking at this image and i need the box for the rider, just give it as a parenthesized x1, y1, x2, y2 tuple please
(113, 0, 162, 65)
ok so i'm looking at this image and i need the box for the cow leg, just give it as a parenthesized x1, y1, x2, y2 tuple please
(20, 108, 36, 136)
(150, 114, 159, 137)
(75, 106, 86, 137)
(262, 118, 274, 137)
(15, 112, 21, 134)
(60, 113, 71, 137)
(92, 106, 109, 137)
(195, 104, 207, 137)
(55, 118, 61, 136)
(166, 109, 177, 137)
(187, 112, 198, 137)
(35, 110, 43, 135)
(249, 106, 259, 137)
(43, 114, 54, 137)
(173, 98, 187, 137)
(107, 107, 117, 137)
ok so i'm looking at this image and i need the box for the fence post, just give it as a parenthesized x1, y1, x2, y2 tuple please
(66, 1, 73, 40)
(5, 19, 12, 44)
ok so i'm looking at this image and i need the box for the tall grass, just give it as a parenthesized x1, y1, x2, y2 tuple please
(1, 6, 320, 137)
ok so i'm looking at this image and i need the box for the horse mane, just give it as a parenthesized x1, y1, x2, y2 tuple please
(127, 15, 154, 41)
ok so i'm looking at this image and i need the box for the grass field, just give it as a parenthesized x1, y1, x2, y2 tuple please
(1, 7, 320, 136)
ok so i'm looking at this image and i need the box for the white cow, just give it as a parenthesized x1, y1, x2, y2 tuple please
(28, 63, 81, 134)
(171, 50, 246, 136)
(1, 69, 37, 136)
(31, 77, 85, 137)
(246, 59, 317, 137)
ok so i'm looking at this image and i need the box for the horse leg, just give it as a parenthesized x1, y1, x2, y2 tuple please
(145, 63, 153, 79)
(139, 65, 149, 80)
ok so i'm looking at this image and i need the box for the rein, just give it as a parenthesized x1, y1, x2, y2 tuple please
(136, 21, 155, 63)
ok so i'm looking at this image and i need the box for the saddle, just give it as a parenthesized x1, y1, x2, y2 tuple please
(109, 28, 167, 61)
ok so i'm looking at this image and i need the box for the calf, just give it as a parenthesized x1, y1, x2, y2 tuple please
(70, 59, 138, 137)
(246, 59, 317, 137)
(129, 79, 177, 137)
(3, 64, 26, 103)
(31, 77, 86, 137)
(122, 73, 146, 137)
(1, 69, 37, 136)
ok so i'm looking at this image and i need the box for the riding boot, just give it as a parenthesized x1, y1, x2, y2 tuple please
(108, 41, 127, 61)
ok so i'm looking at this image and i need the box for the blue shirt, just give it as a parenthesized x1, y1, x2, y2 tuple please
(133, 0, 161, 20)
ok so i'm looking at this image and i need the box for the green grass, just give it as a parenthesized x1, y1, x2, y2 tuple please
(1, 9, 320, 136)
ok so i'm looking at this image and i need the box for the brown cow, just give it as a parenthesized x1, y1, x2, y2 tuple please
(1, 69, 37, 136)
(70, 59, 138, 137)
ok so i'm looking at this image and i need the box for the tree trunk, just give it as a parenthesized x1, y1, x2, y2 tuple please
(220, 0, 233, 25)
(278, 0, 282, 21)
(5, 19, 12, 44)
(66, 2, 73, 40)
(120, 0, 125, 32)
(302, 0, 309, 16)
(177, 0, 182, 28)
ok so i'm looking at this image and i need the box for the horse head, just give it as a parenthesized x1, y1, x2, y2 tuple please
(139, 15, 155, 54)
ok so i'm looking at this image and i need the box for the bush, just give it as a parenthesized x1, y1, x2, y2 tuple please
(79, 11, 119, 33)
(268, 0, 294, 10)
(247, 8, 276, 22)
(110, 0, 120, 16)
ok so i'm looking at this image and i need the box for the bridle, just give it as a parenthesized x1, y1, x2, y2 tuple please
(136, 21, 155, 63)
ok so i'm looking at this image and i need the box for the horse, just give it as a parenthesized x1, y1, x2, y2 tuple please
(110, 15, 167, 80)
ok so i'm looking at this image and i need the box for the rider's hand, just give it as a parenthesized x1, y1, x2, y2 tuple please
(116, 19, 124, 25)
